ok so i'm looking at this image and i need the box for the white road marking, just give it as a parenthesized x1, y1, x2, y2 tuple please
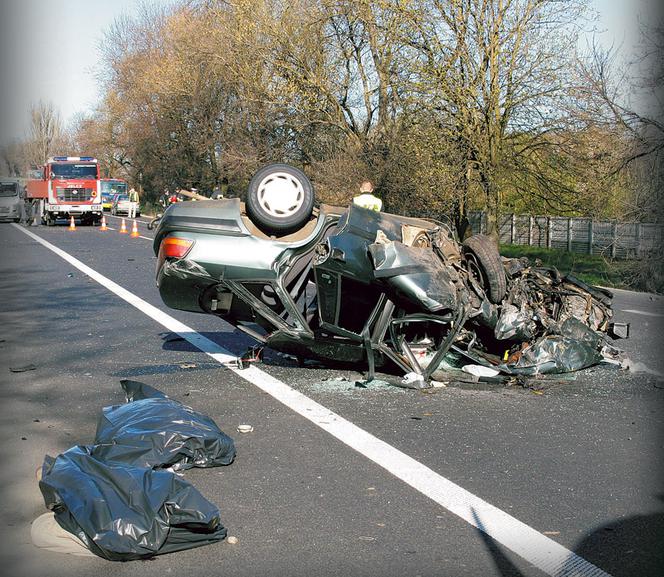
(105, 214, 152, 240)
(12, 223, 611, 577)
(621, 309, 664, 318)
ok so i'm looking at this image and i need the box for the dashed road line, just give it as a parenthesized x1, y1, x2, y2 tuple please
(12, 223, 612, 577)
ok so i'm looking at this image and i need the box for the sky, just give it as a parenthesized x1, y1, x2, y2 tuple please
(0, 0, 659, 145)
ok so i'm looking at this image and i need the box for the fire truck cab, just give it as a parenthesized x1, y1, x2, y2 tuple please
(26, 156, 103, 226)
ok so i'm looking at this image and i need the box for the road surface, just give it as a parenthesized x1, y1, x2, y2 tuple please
(0, 216, 662, 577)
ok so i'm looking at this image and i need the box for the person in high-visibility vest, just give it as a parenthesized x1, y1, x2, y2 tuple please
(128, 187, 139, 218)
(353, 180, 382, 211)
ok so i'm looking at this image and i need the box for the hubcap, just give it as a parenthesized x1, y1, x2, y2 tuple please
(256, 172, 305, 218)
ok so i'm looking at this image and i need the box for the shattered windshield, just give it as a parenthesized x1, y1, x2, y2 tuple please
(0, 183, 19, 197)
(51, 163, 98, 179)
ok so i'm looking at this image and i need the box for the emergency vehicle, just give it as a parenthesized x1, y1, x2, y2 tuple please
(26, 156, 102, 225)
(100, 178, 128, 211)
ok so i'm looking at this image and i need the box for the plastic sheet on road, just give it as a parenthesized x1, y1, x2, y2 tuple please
(37, 381, 235, 561)
(92, 379, 236, 470)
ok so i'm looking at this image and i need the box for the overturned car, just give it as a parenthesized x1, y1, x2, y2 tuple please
(153, 164, 622, 387)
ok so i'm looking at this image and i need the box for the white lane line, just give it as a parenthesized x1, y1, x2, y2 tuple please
(12, 223, 611, 577)
(621, 309, 664, 318)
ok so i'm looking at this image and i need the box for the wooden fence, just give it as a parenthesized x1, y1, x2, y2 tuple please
(467, 212, 663, 260)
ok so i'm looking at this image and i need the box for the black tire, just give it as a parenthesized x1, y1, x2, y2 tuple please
(462, 234, 507, 303)
(246, 163, 315, 234)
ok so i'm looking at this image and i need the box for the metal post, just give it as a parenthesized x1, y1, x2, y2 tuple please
(611, 221, 617, 258)
(547, 217, 552, 249)
(635, 223, 642, 258)
(588, 219, 593, 255)
(511, 213, 516, 245)
(528, 216, 534, 246)
(567, 217, 573, 253)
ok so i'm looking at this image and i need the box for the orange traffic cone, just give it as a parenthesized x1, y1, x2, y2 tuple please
(100, 215, 108, 231)
(68, 216, 76, 231)
(119, 218, 127, 233)
(130, 220, 140, 238)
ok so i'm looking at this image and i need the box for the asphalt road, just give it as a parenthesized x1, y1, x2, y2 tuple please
(0, 215, 662, 577)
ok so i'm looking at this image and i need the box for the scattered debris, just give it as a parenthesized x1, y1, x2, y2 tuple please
(10, 364, 36, 373)
(462, 364, 500, 378)
(179, 363, 197, 369)
(620, 358, 663, 377)
(240, 345, 264, 365)
(237, 424, 254, 433)
(226, 536, 239, 545)
(402, 372, 426, 388)
(161, 333, 185, 343)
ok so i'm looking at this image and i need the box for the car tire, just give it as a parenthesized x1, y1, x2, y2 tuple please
(246, 163, 315, 234)
(462, 234, 507, 304)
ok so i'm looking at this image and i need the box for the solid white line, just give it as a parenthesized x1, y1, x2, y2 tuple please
(12, 223, 611, 577)
(621, 309, 664, 318)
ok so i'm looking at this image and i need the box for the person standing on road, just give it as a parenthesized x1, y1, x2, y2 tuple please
(128, 187, 139, 218)
(353, 180, 382, 211)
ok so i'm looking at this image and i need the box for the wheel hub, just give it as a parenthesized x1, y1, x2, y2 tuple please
(256, 173, 304, 217)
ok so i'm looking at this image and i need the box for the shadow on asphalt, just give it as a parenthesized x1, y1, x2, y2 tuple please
(471, 501, 664, 577)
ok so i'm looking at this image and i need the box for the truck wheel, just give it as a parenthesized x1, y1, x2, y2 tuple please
(246, 164, 315, 234)
(462, 234, 507, 304)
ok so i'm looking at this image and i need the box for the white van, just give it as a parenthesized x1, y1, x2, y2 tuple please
(0, 178, 23, 222)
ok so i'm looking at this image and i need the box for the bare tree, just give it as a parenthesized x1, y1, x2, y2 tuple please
(400, 0, 590, 238)
(574, 14, 664, 222)
(28, 100, 63, 166)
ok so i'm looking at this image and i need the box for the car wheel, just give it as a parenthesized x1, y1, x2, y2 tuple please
(246, 163, 315, 234)
(462, 234, 507, 304)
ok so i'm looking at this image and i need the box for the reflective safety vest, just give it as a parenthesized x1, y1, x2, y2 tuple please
(353, 193, 382, 211)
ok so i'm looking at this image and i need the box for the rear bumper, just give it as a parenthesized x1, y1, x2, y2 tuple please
(156, 264, 208, 313)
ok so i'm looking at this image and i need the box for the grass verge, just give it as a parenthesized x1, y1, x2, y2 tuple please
(499, 244, 638, 290)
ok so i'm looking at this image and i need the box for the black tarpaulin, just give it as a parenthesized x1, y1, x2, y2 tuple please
(92, 380, 236, 470)
(37, 381, 235, 561)
(39, 446, 226, 561)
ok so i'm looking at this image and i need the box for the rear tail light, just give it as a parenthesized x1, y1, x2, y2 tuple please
(162, 237, 194, 258)
(157, 236, 195, 274)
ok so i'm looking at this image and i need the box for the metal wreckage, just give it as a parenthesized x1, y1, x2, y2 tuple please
(153, 164, 627, 388)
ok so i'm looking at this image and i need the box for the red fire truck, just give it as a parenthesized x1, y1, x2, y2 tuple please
(26, 156, 103, 226)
